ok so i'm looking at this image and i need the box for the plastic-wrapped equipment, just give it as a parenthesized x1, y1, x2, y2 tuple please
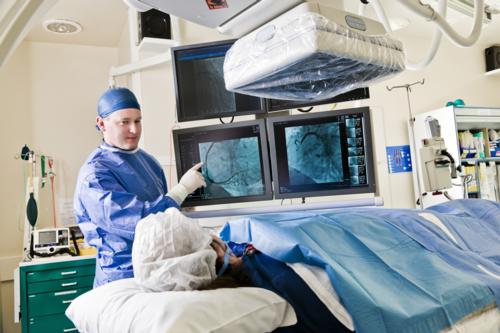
(224, 3, 406, 101)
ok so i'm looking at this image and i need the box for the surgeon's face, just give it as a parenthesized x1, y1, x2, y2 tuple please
(98, 108, 142, 150)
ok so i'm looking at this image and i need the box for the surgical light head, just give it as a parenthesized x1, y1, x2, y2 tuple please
(97, 87, 141, 119)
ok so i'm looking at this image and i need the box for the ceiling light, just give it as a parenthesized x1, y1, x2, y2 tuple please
(43, 19, 82, 34)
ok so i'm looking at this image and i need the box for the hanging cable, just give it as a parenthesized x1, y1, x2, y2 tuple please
(297, 107, 313, 113)
(443, 191, 454, 201)
(219, 117, 234, 124)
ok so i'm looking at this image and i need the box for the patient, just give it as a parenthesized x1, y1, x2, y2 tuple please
(132, 208, 249, 292)
(132, 208, 353, 332)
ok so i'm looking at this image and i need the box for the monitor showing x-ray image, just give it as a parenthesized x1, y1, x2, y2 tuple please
(171, 39, 265, 122)
(172, 119, 273, 207)
(267, 107, 375, 199)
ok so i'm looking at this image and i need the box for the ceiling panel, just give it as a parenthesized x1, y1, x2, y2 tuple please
(22, 0, 500, 48)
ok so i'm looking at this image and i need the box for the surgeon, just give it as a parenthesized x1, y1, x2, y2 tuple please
(74, 87, 206, 288)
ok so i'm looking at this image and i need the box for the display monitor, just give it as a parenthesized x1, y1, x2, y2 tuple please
(172, 119, 273, 207)
(267, 107, 375, 199)
(264, 87, 370, 112)
(171, 39, 265, 122)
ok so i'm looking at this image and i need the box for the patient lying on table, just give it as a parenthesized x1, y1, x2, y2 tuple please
(132, 207, 250, 292)
(131, 207, 359, 332)
(127, 204, 448, 333)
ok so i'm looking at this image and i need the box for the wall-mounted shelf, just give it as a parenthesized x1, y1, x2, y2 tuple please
(461, 157, 500, 164)
(454, 107, 500, 130)
(485, 67, 500, 76)
(138, 37, 180, 54)
(109, 38, 181, 85)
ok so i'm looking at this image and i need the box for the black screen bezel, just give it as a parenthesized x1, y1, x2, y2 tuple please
(171, 39, 266, 122)
(172, 119, 273, 207)
(266, 107, 376, 199)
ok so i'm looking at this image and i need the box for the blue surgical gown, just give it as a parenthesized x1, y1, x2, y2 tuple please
(74, 143, 179, 287)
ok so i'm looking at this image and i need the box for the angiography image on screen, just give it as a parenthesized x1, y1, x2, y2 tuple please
(188, 57, 236, 115)
(173, 120, 272, 206)
(285, 122, 343, 185)
(172, 40, 264, 122)
(198, 137, 264, 199)
(268, 107, 375, 199)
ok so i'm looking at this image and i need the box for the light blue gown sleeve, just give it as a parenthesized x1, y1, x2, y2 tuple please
(78, 169, 179, 241)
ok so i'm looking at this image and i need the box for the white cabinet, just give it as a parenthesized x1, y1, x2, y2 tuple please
(410, 106, 500, 208)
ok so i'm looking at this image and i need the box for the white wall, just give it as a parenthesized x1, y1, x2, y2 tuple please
(0, 41, 118, 333)
(27, 42, 118, 224)
(0, 40, 31, 333)
(0, 42, 32, 261)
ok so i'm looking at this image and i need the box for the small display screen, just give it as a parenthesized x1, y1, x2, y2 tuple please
(172, 40, 265, 122)
(268, 107, 375, 199)
(38, 231, 57, 244)
(173, 120, 272, 206)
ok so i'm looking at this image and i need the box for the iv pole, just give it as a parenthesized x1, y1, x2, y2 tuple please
(387, 79, 425, 210)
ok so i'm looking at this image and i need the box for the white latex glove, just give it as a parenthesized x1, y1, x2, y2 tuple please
(167, 162, 206, 205)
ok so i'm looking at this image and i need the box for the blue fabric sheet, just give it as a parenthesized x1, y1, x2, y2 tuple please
(220, 200, 497, 333)
(380, 199, 500, 306)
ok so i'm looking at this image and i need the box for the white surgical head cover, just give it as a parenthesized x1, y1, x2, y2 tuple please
(132, 208, 217, 292)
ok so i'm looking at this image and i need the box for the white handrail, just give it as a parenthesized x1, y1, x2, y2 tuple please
(184, 197, 384, 219)
(399, 0, 484, 47)
(370, 0, 447, 71)
(108, 51, 172, 87)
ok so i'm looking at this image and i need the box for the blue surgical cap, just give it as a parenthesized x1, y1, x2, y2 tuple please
(97, 87, 141, 118)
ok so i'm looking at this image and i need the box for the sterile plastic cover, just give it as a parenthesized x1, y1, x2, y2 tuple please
(132, 208, 217, 292)
(223, 4, 406, 101)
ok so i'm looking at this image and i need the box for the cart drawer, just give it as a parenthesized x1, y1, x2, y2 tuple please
(28, 313, 78, 333)
(28, 287, 91, 317)
(27, 264, 94, 283)
(28, 275, 94, 295)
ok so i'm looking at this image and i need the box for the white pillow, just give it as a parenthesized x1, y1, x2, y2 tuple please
(66, 278, 296, 333)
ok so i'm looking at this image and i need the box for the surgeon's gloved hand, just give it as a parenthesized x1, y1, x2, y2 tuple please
(167, 162, 206, 205)
(180, 162, 206, 192)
